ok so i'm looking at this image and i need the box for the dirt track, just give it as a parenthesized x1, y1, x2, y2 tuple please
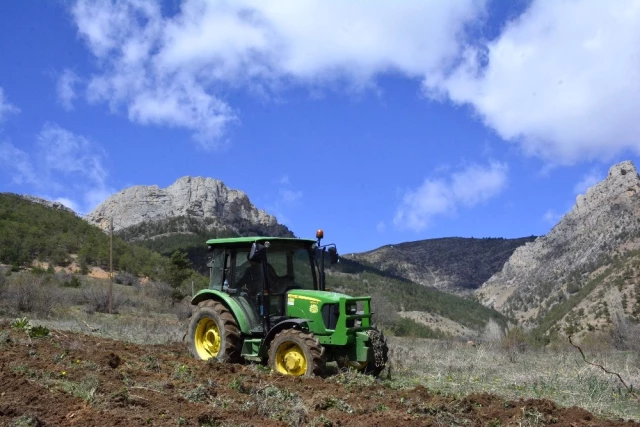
(1, 325, 638, 426)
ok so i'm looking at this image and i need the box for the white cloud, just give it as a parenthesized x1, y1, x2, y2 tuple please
(37, 123, 108, 187)
(0, 124, 114, 213)
(67, 1, 640, 164)
(70, 0, 485, 147)
(279, 189, 302, 204)
(425, 0, 640, 165)
(83, 187, 114, 213)
(376, 221, 386, 233)
(0, 87, 20, 123)
(278, 175, 290, 185)
(543, 209, 563, 225)
(53, 197, 80, 212)
(260, 176, 304, 225)
(394, 162, 508, 231)
(0, 143, 36, 185)
(57, 69, 80, 111)
(573, 168, 603, 195)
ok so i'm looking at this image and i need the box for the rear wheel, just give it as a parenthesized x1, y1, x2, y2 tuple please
(268, 329, 325, 377)
(188, 300, 242, 362)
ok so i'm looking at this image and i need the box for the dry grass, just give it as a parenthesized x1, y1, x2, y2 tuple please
(0, 271, 188, 345)
(386, 337, 640, 422)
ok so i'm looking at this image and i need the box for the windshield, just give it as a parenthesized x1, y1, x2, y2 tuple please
(266, 246, 316, 292)
(291, 248, 316, 290)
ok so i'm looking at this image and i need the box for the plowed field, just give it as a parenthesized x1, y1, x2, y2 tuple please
(1, 325, 638, 427)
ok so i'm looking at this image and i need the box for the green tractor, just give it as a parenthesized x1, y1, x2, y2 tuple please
(187, 230, 388, 377)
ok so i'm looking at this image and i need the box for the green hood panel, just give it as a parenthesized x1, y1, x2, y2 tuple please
(286, 289, 353, 304)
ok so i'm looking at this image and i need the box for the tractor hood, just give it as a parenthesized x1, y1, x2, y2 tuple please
(286, 289, 354, 304)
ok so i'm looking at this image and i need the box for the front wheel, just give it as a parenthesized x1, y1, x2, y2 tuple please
(268, 329, 325, 377)
(188, 300, 242, 363)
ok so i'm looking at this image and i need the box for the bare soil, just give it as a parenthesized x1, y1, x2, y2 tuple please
(1, 324, 638, 427)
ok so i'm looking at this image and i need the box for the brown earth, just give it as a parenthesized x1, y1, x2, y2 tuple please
(0, 324, 638, 427)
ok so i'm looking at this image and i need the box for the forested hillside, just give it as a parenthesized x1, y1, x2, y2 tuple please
(347, 236, 536, 295)
(0, 194, 173, 280)
(116, 216, 244, 274)
(327, 258, 508, 337)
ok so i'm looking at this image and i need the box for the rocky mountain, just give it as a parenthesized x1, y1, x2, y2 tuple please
(86, 176, 294, 240)
(477, 161, 640, 333)
(344, 236, 536, 295)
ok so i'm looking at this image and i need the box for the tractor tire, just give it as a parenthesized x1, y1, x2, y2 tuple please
(268, 329, 325, 377)
(188, 300, 242, 363)
(338, 328, 389, 377)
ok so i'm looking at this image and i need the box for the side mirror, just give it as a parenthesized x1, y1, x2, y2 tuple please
(328, 246, 339, 264)
(249, 242, 267, 262)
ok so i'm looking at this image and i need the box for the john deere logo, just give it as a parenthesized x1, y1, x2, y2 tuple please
(309, 303, 319, 313)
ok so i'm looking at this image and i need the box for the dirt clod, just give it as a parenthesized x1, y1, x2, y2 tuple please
(106, 352, 121, 369)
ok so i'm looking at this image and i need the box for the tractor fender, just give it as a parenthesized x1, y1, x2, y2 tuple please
(259, 318, 310, 358)
(191, 290, 253, 335)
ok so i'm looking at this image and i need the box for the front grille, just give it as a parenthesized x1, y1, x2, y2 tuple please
(321, 303, 355, 329)
(321, 303, 339, 330)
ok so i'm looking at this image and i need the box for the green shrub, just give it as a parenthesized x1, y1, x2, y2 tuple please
(391, 317, 445, 338)
(55, 272, 82, 288)
(31, 265, 46, 275)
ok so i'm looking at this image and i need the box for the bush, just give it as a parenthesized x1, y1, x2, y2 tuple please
(173, 300, 193, 321)
(4, 275, 55, 316)
(54, 272, 82, 288)
(78, 259, 89, 275)
(481, 318, 505, 343)
(609, 314, 640, 352)
(115, 272, 139, 287)
(0, 268, 6, 297)
(142, 280, 174, 305)
(500, 327, 528, 362)
(31, 265, 46, 275)
(83, 285, 121, 314)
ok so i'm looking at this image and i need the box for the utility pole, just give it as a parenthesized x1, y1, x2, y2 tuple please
(109, 217, 113, 314)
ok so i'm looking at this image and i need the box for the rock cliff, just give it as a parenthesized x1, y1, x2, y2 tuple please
(477, 161, 640, 325)
(86, 176, 293, 238)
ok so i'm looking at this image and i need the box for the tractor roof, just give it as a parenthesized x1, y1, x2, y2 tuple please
(205, 236, 316, 248)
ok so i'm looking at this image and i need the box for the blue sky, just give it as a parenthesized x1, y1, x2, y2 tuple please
(1, 0, 640, 254)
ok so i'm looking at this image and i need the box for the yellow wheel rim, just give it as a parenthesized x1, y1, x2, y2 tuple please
(194, 318, 221, 360)
(274, 342, 307, 376)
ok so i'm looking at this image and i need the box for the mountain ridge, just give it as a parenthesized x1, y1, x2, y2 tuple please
(476, 160, 640, 332)
(86, 176, 294, 239)
(345, 236, 536, 295)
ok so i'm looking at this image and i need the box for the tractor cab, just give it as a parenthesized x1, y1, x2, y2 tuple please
(205, 237, 319, 333)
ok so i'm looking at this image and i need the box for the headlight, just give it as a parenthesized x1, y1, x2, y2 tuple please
(346, 303, 357, 314)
